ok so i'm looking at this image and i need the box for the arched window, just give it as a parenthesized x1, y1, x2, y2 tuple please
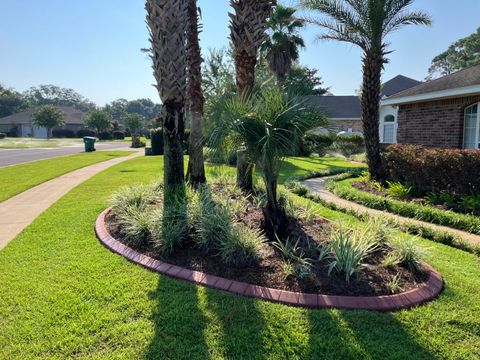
(464, 103, 479, 149)
(382, 115, 396, 143)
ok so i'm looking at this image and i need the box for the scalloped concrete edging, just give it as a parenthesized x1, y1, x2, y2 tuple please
(95, 208, 444, 312)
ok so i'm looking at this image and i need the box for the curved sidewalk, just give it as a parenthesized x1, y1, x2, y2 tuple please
(0, 150, 142, 250)
(301, 177, 480, 247)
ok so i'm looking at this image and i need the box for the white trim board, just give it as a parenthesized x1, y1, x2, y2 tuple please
(381, 85, 480, 106)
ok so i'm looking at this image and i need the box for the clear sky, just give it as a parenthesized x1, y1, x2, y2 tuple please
(0, 0, 479, 105)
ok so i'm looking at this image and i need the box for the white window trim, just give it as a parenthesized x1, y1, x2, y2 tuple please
(464, 102, 480, 149)
(380, 114, 397, 144)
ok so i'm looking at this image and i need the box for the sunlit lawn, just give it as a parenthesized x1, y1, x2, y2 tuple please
(0, 151, 132, 202)
(0, 156, 478, 359)
(0, 137, 84, 149)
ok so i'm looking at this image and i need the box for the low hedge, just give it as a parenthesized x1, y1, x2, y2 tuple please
(77, 129, 96, 138)
(0, 133, 6, 139)
(327, 177, 480, 235)
(303, 133, 336, 156)
(52, 129, 75, 138)
(150, 128, 164, 155)
(383, 144, 480, 195)
(112, 130, 126, 140)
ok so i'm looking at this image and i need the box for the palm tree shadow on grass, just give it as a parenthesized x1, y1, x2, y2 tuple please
(305, 309, 438, 360)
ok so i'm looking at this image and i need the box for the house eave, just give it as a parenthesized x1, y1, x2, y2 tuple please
(380, 85, 480, 106)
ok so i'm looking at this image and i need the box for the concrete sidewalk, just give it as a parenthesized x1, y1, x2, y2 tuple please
(0, 150, 142, 250)
(302, 177, 480, 247)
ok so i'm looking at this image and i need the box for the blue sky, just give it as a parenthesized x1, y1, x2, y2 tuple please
(0, 0, 479, 105)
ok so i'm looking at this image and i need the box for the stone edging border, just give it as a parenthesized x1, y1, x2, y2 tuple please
(95, 208, 444, 312)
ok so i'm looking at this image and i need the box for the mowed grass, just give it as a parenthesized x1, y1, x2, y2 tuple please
(0, 156, 479, 359)
(0, 138, 84, 149)
(0, 151, 133, 202)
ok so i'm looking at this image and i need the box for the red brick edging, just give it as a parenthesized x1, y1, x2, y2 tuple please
(95, 208, 443, 311)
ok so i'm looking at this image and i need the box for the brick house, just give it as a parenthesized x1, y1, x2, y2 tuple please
(381, 64, 480, 149)
(306, 75, 421, 137)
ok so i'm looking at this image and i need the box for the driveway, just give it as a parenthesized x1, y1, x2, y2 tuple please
(0, 142, 132, 167)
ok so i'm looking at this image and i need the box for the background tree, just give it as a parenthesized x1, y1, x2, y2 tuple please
(229, 0, 276, 192)
(123, 113, 144, 135)
(186, 0, 206, 187)
(0, 84, 29, 118)
(261, 5, 305, 85)
(301, 0, 431, 180)
(32, 105, 65, 139)
(146, 0, 188, 194)
(427, 27, 480, 80)
(23, 85, 95, 112)
(284, 65, 329, 95)
(85, 109, 113, 135)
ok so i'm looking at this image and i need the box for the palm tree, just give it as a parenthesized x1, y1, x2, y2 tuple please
(215, 87, 328, 234)
(261, 5, 305, 86)
(301, 0, 431, 180)
(146, 0, 188, 194)
(186, 0, 206, 188)
(229, 0, 276, 192)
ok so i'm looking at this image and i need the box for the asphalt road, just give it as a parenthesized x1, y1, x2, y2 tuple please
(0, 142, 132, 167)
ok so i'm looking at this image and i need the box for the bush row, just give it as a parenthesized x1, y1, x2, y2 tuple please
(326, 177, 480, 235)
(302, 134, 365, 157)
(0, 132, 6, 139)
(383, 144, 480, 195)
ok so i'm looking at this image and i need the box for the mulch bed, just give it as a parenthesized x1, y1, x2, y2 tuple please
(106, 185, 428, 297)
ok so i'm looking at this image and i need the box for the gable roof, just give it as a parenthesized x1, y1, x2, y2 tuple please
(381, 75, 422, 98)
(304, 95, 361, 119)
(0, 106, 86, 125)
(386, 63, 480, 103)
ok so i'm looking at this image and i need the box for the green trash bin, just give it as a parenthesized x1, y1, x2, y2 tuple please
(83, 136, 96, 152)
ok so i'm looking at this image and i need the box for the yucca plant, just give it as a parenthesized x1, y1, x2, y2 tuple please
(214, 87, 327, 233)
(301, 0, 431, 180)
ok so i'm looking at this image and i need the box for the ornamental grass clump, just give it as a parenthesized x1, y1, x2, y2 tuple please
(389, 238, 425, 273)
(327, 226, 379, 282)
(219, 226, 266, 266)
(116, 205, 154, 248)
(110, 183, 160, 214)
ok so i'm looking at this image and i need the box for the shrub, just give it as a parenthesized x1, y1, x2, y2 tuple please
(303, 133, 335, 156)
(52, 129, 75, 138)
(77, 129, 96, 138)
(0, 133, 6, 139)
(334, 135, 365, 156)
(386, 181, 413, 199)
(383, 144, 480, 195)
(150, 128, 164, 155)
(131, 135, 146, 148)
(112, 130, 126, 140)
(461, 194, 480, 214)
(98, 131, 113, 140)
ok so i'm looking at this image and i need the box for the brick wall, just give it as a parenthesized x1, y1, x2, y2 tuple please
(331, 119, 363, 133)
(397, 95, 480, 148)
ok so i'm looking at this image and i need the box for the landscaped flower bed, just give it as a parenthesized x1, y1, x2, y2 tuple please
(99, 179, 441, 308)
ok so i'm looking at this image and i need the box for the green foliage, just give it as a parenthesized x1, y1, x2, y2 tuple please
(273, 236, 313, 279)
(461, 194, 480, 214)
(427, 27, 480, 79)
(85, 109, 113, 134)
(386, 181, 412, 199)
(123, 113, 145, 134)
(384, 144, 480, 196)
(284, 65, 329, 96)
(327, 226, 379, 283)
(0, 133, 6, 139)
(116, 205, 154, 247)
(23, 84, 96, 112)
(150, 128, 164, 155)
(0, 84, 29, 117)
(110, 183, 159, 214)
(327, 177, 480, 235)
(390, 238, 425, 273)
(103, 98, 161, 123)
(32, 106, 66, 136)
(333, 135, 365, 157)
(303, 133, 335, 156)
(219, 226, 265, 266)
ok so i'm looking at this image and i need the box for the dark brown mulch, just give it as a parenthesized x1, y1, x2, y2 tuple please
(106, 187, 428, 297)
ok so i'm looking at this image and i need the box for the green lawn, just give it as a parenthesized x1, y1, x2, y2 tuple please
(0, 137, 85, 149)
(0, 151, 133, 202)
(0, 156, 479, 359)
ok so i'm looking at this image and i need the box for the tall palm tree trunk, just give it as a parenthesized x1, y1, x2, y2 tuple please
(146, 0, 188, 194)
(361, 49, 386, 180)
(230, 0, 275, 192)
(186, 0, 206, 188)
